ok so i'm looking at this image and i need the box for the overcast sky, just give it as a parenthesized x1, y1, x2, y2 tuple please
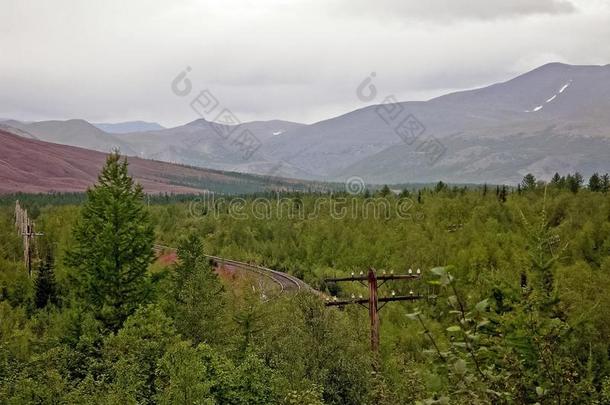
(2, 0, 610, 127)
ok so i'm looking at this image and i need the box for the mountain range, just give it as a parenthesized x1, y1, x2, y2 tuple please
(2, 62, 609, 185)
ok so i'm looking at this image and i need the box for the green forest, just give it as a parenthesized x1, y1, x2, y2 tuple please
(1, 153, 610, 404)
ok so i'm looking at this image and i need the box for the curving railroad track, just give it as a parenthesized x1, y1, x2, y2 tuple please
(153, 244, 315, 294)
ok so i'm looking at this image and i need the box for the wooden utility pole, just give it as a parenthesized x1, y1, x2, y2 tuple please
(325, 268, 423, 365)
(24, 222, 44, 277)
(14, 201, 44, 277)
(368, 268, 380, 352)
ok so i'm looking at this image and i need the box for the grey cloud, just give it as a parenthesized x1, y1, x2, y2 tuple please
(0, 0, 607, 127)
(333, 0, 576, 22)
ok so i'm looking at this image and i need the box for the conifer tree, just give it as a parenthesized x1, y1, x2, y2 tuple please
(589, 173, 602, 192)
(170, 234, 226, 345)
(498, 185, 508, 203)
(566, 172, 584, 193)
(378, 184, 391, 197)
(66, 151, 154, 330)
(521, 173, 537, 191)
(550, 172, 564, 189)
(602, 173, 610, 193)
(434, 181, 447, 193)
(34, 253, 57, 309)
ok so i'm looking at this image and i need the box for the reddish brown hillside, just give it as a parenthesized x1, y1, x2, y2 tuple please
(0, 129, 258, 194)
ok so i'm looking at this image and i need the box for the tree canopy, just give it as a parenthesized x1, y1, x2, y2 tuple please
(65, 151, 155, 330)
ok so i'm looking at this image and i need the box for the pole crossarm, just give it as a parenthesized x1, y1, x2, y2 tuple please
(325, 294, 423, 307)
(325, 274, 420, 282)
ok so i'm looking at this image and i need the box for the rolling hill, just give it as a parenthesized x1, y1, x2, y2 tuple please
(0, 129, 314, 194)
(3, 119, 137, 155)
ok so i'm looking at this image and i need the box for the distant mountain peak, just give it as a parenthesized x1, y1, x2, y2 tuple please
(538, 61, 571, 68)
(94, 121, 165, 134)
(185, 118, 210, 126)
(56, 118, 98, 127)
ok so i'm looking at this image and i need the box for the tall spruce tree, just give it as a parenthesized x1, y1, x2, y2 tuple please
(521, 173, 537, 191)
(589, 172, 602, 192)
(34, 253, 57, 309)
(551, 172, 562, 187)
(66, 151, 154, 330)
(434, 181, 447, 193)
(170, 234, 226, 345)
(566, 172, 584, 193)
(602, 173, 610, 193)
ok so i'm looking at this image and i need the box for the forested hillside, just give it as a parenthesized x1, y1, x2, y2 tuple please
(1, 156, 610, 404)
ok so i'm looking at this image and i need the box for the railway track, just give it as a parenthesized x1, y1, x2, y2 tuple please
(153, 244, 314, 294)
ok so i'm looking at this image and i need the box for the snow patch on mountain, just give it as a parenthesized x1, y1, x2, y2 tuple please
(525, 105, 544, 113)
(559, 80, 572, 93)
(525, 79, 573, 112)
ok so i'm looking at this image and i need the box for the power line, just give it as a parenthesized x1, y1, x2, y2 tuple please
(325, 267, 423, 369)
